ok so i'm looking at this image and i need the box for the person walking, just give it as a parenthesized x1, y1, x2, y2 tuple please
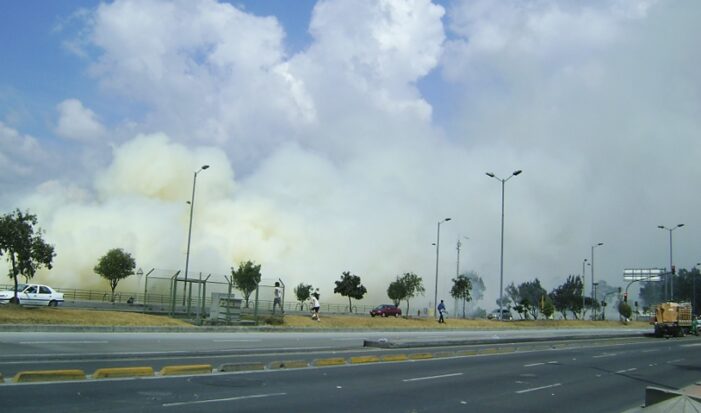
(273, 282, 284, 314)
(310, 291, 321, 321)
(437, 300, 446, 324)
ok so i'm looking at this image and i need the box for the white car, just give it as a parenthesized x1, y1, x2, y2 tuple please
(0, 283, 64, 307)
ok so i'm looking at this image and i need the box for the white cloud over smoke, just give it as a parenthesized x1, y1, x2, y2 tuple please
(55, 99, 106, 141)
(2, 0, 700, 310)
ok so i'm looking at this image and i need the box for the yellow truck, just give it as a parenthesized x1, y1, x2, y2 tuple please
(650, 302, 693, 337)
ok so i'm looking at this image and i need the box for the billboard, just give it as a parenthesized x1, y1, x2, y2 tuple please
(623, 268, 663, 281)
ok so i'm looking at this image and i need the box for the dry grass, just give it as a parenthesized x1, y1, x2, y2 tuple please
(0, 305, 649, 330)
(0, 305, 193, 327)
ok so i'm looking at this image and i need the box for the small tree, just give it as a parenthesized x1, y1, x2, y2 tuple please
(294, 283, 313, 310)
(450, 274, 472, 318)
(334, 271, 367, 312)
(231, 260, 262, 308)
(94, 248, 135, 302)
(618, 301, 632, 322)
(387, 278, 406, 306)
(0, 209, 55, 303)
(542, 299, 555, 319)
(398, 272, 425, 315)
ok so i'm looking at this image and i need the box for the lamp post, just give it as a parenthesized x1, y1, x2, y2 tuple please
(695, 263, 700, 316)
(657, 224, 684, 301)
(434, 217, 452, 318)
(486, 170, 522, 319)
(183, 164, 210, 305)
(581, 258, 588, 318)
(591, 242, 603, 320)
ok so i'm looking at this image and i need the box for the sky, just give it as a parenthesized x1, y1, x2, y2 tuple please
(1, 0, 700, 312)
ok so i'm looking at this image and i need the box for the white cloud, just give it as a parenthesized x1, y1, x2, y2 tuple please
(55, 99, 106, 141)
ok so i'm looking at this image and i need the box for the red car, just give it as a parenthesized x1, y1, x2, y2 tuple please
(370, 304, 402, 317)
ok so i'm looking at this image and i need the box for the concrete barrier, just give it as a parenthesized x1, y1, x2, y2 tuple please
(268, 360, 309, 369)
(14, 369, 86, 383)
(160, 364, 212, 376)
(218, 362, 265, 372)
(408, 353, 433, 360)
(381, 354, 408, 362)
(312, 358, 346, 367)
(93, 367, 154, 379)
(349, 356, 380, 364)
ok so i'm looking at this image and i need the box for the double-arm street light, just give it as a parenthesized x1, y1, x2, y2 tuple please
(591, 242, 603, 319)
(183, 164, 210, 304)
(657, 224, 684, 301)
(486, 170, 522, 319)
(434, 217, 452, 318)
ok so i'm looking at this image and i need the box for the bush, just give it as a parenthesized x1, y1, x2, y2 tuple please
(618, 302, 632, 320)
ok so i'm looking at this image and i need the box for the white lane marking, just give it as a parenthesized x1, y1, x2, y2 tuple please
(593, 353, 617, 358)
(19, 341, 108, 345)
(615, 368, 637, 374)
(162, 392, 287, 407)
(525, 361, 558, 367)
(516, 383, 562, 394)
(641, 349, 659, 353)
(212, 339, 261, 343)
(403, 373, 463, 382)
(667, 359, 684, 363)
(681, 343, 701, 347)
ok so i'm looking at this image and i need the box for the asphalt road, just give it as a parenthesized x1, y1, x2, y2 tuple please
(0, 328, 646, 376)
(1, 335, 700, 412)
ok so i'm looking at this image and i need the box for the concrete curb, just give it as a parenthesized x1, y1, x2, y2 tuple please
(14, 369, 86, 383)
(159, 364, 212, 376)
(93, 367, 154, 379)
(218, 362, 265, 372)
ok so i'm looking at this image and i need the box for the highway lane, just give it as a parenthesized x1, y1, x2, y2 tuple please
(1, 336, 700, 412)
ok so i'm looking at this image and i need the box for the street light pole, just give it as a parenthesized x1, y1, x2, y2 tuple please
(434, 217, 451, 318)
(695, 263, 700, 316)
(486, 170, 522, 319)
(582, 258, 588, 318)
(591, 242, 603, 319)
(183, 164, 210, 305)
(657, 224, 684, 301)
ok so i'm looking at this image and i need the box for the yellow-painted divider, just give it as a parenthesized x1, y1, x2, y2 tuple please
(160, 364, 212, 376)
(93, 367, 154, 379)
(381, 354, 408, 362)
(349, 356, 380, 364)
(433, 351, 455, 358)
(312, 358, 346, 367)
(268, 360, 309, 369)
(14, 369, 86, 383)
(455, 349, 478, 357)
(408, 353, 433, 360)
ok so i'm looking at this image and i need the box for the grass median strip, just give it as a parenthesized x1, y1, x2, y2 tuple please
(93, 367, 154, 379)
(160, 364, 212, 376)
(14, 369, 86, 383)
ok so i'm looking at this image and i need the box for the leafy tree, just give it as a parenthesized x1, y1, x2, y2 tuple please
(549, 275, 584, 320)
(0, 209, 55, 303)
(512, 279, 547, 319)
(231, 260, 262, 308)
(94, 248, 136, 302)
(618, 301, 632, 321)
(333, 271, 367, 312)
(393, 272, 425, 315)
(294, 283, 313, 310)
(542, 299, 555, 319)
(387, 278, 406, 306)
(450, 273, 472, 318)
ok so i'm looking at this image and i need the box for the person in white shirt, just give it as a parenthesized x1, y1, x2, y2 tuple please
(273, 282, 284, 314)
(310, 292, 320, 321)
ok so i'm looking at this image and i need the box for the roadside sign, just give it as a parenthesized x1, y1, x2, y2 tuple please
(623, 268, 663, 281)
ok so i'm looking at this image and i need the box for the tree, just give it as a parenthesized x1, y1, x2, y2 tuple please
(0, 209, 55, 303)
(397, 272, 425, 315)
(618, 301, 632, 321)
(94, 248, 135, 302)
(542, 299, 555, 319)
(231, 260, 262, 308)
(333, 271, 367, 312)
(450, 273, 472, 318)
(518, 279, 548, 320)
(387, 278, 406, 307)
(549, 275, 583, 320)
(294, 283, 313, 310)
